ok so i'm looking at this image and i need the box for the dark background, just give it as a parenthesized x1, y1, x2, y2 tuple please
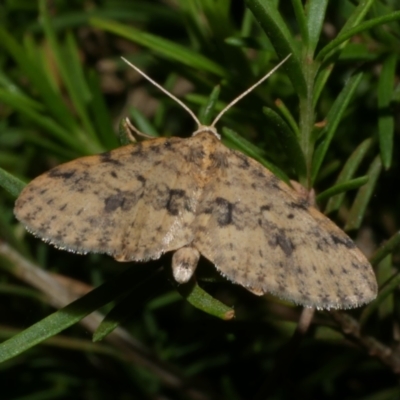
(0, 1, 400, 399)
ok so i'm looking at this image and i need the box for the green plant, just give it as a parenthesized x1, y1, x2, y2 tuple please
(0, 1, 400, 399)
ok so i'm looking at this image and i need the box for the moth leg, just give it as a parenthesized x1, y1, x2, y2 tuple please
(290, 180, 316, 206)
(172, 245, 200, 284)
(247, 287, 264, 296)
(113, 253, 131, 262)
(119, 117, 155, 145)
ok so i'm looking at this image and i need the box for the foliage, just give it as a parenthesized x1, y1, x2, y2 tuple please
(0, 0, 400, 399)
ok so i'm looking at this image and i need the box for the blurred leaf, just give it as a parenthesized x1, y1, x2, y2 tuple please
(305, 0, 328, 54)
(274, 98, 300, 139)
(128, 108, 160, 137)
(86, 70, 119, 149)
(0, 265, 154, 363)
(222, 127, 291, 184)
(0, 71, 44, 112)
(340, 0, 375, 33)
(0, 204, 31, 256)
(195, 0, 254, 78)
(376, 255, 393, 320)
(377, 53, 396, 169)
(0, 167, 26, 197)
(360, 271, 400, 326)
(93, 270, 165, 342)
(0, 89, 86, 154)
(325, 138, 373, 214)
(39, 2, 100, 148)
(370, 2, 400, 46)
(316, 176, 368, 203)
(313, 0, 376, 105)
(312, 72, 364, 184)
(339, 42, 380, 62)
(345, 155, 382, 231)
(0, 27, 75, 131)
(262, 107, 306, 178)
(291, 0, 308, 47)
(28, 2, 181, 33)
(313, 63, 333, 106)
(317, 11, 400, 61)
(224, 35, 268, 50)
(199, 85, 221, 126)
(369, 231, 400, 267)
(175, 280, 234, 320)
(245, 0, 307, 96)
(90, 17, 227, 77)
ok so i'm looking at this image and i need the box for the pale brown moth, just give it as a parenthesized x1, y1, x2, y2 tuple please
(14, 56, 377, 310)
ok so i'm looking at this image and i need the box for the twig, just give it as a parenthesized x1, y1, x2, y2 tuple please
(330, 310, 400, 374)
(253, 307, 315, 400)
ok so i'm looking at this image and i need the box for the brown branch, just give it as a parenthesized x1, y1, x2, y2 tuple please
(330, 310, 400, 374)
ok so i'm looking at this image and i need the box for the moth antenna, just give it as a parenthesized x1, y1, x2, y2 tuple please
(121, 57, 202, 128)
(211, 54, 291, 128)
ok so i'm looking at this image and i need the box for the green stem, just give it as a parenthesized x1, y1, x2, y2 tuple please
(299, 56, 318, 188)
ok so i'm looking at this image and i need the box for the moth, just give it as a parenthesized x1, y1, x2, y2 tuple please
(14, 56, 377, 310)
